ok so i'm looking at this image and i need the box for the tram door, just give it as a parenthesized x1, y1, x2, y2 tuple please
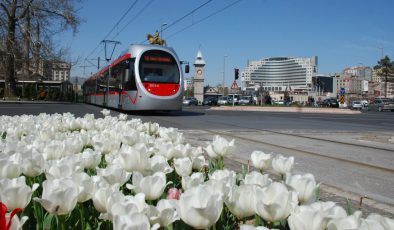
(103, 71, 109, 107)
(118, 68, 126, 109)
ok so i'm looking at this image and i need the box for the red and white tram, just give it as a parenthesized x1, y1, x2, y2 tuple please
(83, 44, 189, 111)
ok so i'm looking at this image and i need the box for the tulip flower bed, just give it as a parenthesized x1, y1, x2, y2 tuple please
(1, 110, 393, 230)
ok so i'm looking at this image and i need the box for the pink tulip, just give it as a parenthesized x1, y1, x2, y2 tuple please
(167, 188, 181, 200)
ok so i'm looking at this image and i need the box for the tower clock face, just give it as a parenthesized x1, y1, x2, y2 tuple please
(197, 69, 202, 75)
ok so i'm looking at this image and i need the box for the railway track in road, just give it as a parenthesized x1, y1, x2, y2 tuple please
(203, 128, 394, 174)
(152, 112, 394, 174)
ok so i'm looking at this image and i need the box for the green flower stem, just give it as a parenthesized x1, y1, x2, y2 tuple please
(57, 215, 67, 230)
(167, 223, 174, 230)
(255, 214, 261, 226)
(79, 203, 86, 230)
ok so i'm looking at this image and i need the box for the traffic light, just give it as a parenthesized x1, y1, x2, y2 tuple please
(234, 68, 239, 80)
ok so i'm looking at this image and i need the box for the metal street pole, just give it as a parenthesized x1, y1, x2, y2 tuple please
(222, 55, 227, 95)
(102, 40, 121, 106)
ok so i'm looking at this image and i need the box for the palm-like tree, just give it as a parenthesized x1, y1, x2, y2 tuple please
(374, 55, 394, 97)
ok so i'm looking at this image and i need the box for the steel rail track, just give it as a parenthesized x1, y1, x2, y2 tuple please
(204, 129, 394, 174)
(151, 113, 394, 173)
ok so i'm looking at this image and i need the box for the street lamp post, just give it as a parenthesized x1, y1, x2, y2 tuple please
(222, 55, 227, 95)
(160, 23, 167, 39)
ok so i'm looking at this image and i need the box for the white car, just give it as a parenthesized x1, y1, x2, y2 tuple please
(350, 101, 362, 110)
(217, 96, 229, 105)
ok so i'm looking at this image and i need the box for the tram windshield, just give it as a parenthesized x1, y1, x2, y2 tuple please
(139, 50, 180, 84)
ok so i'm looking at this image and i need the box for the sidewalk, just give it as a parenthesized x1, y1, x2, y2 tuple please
(0, 99, 72, 104)
(210, 105, 362, 114)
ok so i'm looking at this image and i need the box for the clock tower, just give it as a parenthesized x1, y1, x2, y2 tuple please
(193, 49, 206, 104)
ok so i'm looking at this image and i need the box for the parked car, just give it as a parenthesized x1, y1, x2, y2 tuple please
(322, 98, 339, 108)
(368, 97, 394, 112)
(238, 96, 253, 105)
(217, 96, 229, 105)
(227, 96, 239, 105)
(273, 100, 285, 105)
(203, 97, 218, 106)
(182, 97, 198, 106)
(349, 101, 362, 110)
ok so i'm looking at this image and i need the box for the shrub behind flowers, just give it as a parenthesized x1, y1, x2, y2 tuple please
(0, 110, 393, 230)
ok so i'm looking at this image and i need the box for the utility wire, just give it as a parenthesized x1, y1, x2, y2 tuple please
(140, 0, 213, 43)
(166, 0, 244, 40)
(86, 0, 139, 60)
(111, 0, 155, 41)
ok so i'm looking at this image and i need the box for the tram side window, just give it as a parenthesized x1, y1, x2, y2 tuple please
(109, 67, 121, 91)
(124, 59, 137, 91)
(97, 73, 107, 94)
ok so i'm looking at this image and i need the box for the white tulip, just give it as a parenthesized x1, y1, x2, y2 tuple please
(177, 184, 223, 229)
(118, 144, 150, 173)
(181, 172, 205, 190)
(327, 211, 362, 230)
(101, 109, 111, 116)
(34, 178, 78, 215)
(366, 213, 394, 230)
(130, 172, 168, 200)
(72, 172, 94, 203)
(118, 113, 128, 121)
(192, 155, 207, 171)
(113, 212, 159, 230)
(81, 148, 102, 170)
(205, 135, 235, 159)
(240, 225, 276, 230)
(174, 157, 192, 177)
(244, 171, 272, 187)
(110, 193, 148, 218)
(147, 199, 179, 227)
(154, 141, 175, 160)
(149, 155, 173, 174)
(225, 184, 257, 219)
(145, 122, 160, 136)
(285, 173, 319, 204)
(45, 158, 82, 180)
(20, 149, 45, 177)
(251, 150, 272, 171)
(272, 154, 294, 175)
(255, 182, 298, 222)
(92, 184, 120, 213)
(96, 164, 131, 186)
(288, 205, 329, 230)
(121, 129, 140, 146)
(309, 201, 347, 220)
(158, 127, 184, 145)
(0, 158, 21, 179)
(209, 169, 237, 188)
(360, 218, 385, 230)
(42, 140, 66, 160)
(0, 176, 39, 210)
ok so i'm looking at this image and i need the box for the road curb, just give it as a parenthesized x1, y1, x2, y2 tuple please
(210, 106, 362, 114)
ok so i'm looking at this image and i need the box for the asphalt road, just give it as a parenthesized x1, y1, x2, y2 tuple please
(1, 102, 394, 215)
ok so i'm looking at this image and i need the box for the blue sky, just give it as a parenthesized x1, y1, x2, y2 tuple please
(62, 0, 394, 87)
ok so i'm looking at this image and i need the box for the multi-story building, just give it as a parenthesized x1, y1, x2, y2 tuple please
(51, 61, 71, 81)
(184, 77, 194, 91)
(241, 56, 318, 93)
(343, 66, 372, 81)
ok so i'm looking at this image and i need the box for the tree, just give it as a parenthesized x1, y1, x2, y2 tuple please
(374, 55, 394, 97)
(0, 0, 82, 97)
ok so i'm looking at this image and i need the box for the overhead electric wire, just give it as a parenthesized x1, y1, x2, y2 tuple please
(85, 0, 139, 60)
(140, 0, 213, 43)
(166, 0, 244, 40)
(111, 0, 155, 41)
